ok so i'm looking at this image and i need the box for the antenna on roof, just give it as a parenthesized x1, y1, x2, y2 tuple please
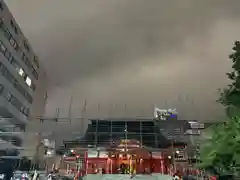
(68, 92, 73, 124)
(164, 100, 168, 109)
(124, 103, 127, 118)
(81, 99, 87, 134)
(97, 102, 100, 118)
(54, 108, 59, 123)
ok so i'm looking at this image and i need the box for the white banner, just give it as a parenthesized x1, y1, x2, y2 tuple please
(99, 151, 108, 158)
(152, 152, 162, 158)
(87, 150, 98, 158)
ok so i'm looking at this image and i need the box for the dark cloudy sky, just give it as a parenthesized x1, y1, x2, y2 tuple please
(5, 0, 240, 124)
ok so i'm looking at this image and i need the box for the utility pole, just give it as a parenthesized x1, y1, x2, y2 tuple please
(124, 121, 128, 152)
(140, 121, 143, 148)
(171, 139, 176, 172)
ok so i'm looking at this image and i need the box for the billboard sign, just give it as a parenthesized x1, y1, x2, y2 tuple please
(154, 108, 178, 120)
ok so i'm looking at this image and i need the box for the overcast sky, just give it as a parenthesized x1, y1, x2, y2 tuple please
(5, 0, 240, 125)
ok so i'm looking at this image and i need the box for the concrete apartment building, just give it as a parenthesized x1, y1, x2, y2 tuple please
(0, 0, 48, 157)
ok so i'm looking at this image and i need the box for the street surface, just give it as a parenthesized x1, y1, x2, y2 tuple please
(84, 174, 172, 180)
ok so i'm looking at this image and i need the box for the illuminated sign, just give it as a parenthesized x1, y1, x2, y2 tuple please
(118, 140, 140, 148)
(154, 108, 178, 120)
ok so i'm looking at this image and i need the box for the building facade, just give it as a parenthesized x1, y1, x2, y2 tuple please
(60, 118, 217, 174)
(0, 0, 48, 157)
(61, 118, 197, 175)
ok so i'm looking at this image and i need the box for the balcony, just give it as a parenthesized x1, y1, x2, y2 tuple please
(0, 95, 29, 124)
(0, 71, 31, 107)
(0, 130, 24, 139)
(0, 139, 17, 150)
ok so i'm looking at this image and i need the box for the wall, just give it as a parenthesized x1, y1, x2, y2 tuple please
(22, 69, 48, 158)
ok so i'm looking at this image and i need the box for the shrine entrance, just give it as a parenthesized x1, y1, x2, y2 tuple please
(107, 139, 152, 174)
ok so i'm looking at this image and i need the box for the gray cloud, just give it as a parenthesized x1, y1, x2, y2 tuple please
(5, 0, 240, 123)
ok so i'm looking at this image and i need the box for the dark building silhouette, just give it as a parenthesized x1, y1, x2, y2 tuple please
(64, 118, 192, 149)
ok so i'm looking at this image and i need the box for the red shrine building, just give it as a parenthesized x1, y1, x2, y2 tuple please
(61, 118, 193, 175)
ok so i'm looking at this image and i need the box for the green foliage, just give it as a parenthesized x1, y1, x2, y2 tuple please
(218, 41, 240, 114)
(198, 118, 240, 175)
(199, 41, 240, 176)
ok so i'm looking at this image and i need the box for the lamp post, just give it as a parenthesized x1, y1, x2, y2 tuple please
(171, 139, 176, 172)
(124, 122, 127, 153)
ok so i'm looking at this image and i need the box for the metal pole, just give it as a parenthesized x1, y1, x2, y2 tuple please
(95, 119, 98, 147)
(68, 92, 73, 124)
(140, 121, 143, 148)
(110, 120, 113, 141)
(125, 121, 127, 152)
(171, 139, 176, 172)
(154, 119, 158, 148)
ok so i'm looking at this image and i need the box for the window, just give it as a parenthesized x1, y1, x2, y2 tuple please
(25, 93, 32, 103)
(0, 18, 3, 27)
(22, 53, 31, 67)
(0, 2, 3, 11)
(21, 107, 29, 117)
(9, 37, 15, 46)
(0, 41, 6, 54)
(10, 20, 14, 28)
(13, 41, 19, 51)
(0, 65, 14, 83)
(6, 93, 12, 101)
(1, 47, 34, 92)
(11, 137, 22, 146)
(5, 93, 29, 117)
(18, 68, 24, 76)
(33, 56, 39, 68)
(9, 37, 18, 50)
(0, 63, 33, 103)
(1, 26, 19, 51)
(10, 58, 35, 92)
(3, 28, 11, 39)
(0, 84, 4, 94)
(21, 52, 26, 61)
(9, 94, 22, 111)
(4, 50, 11, 60)
(14, 27, 18, 34)
(31, 83, 36, 91)
(25, 76, 31, 87)
(32, 68, 39, 80)
(11, 58, 25, 76)
(23, 41, 29, 52)
(0, 41, 12, 61)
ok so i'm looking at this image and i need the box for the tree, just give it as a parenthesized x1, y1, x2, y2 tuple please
(198, 41, 240, 176)
(218, 41, 240, 117)
(198, 118, 240, 175)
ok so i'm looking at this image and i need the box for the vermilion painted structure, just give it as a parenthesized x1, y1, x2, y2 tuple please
(63, 118, 190, 175)
(64, 140, 178, 175)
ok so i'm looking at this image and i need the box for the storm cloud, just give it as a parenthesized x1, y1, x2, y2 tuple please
(5, 0, 240, 123)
